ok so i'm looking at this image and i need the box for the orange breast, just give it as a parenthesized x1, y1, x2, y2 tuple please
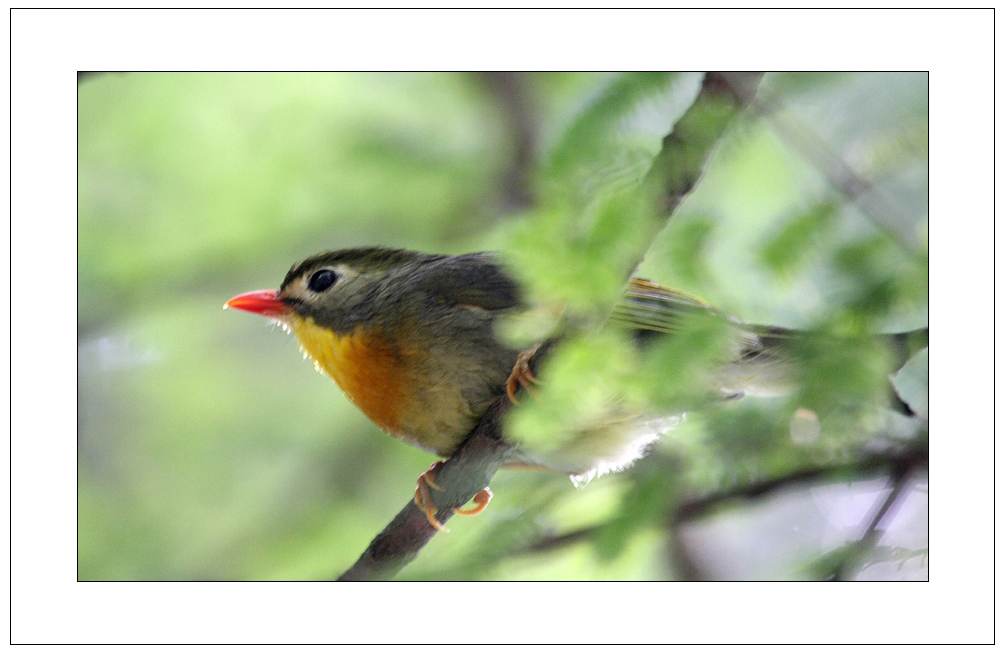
(289, 315, 415, 434)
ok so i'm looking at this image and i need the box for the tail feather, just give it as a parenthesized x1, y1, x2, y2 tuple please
(612, 278, 927, 403)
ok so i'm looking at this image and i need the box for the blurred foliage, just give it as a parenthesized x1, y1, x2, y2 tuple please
(78, 72, 928, 581)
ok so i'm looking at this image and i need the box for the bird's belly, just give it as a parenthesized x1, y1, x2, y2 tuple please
(288, 315, 475, 456)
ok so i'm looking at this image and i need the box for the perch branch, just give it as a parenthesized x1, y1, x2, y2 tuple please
(337, 398, 516, 580)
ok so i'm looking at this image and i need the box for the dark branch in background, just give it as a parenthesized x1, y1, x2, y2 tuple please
(476, 72, 537, 213)
(501, 434, 926, 579)
(78, 71, 116, 84)
(830, 447, 922, 581)
(666, 529, 708, 581)
(642, 72, 763, 219)
(619, 72, 762, 288)
(671, 434, 927, 524)
(521, 523, 601, 555)
(829, 473, 913, 581)
(671, 434, 926, 581)
(751, 92, 920, 252)
(336, 72, 765, 581)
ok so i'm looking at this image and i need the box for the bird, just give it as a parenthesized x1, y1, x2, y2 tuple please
(226, 246, 921, 530)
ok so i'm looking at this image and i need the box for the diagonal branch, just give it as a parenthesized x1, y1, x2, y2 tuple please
(337, 337, 556, 581)
(642, 71, 763, 218)
(830, 450, 921, 581)
(336, 72, 764, 581)
(337, 398, 516, 581)
(751, 90, 920, 252)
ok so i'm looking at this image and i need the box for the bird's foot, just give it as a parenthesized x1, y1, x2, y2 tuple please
(413, 460, 493, 532)
(506, 344, 541, 404)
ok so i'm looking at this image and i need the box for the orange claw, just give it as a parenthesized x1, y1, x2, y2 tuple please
(414, 461, 448, 531)
(453, 488, 493, 516)
(506, 344, 541, 404)
(413, 461, 494, 532)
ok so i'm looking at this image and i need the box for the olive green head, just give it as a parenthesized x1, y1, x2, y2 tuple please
(281, 247, 446, 289)
(276, 247, 440, 333)
(277, 247, 521, 335)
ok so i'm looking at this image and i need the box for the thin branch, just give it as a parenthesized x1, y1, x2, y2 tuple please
(668, 436, 926, 580)
(520, 524, 601, 555)
(485, 436, 926, 582)
(476, 72, 538, 213)
(336, 72, 765, 581)
(672, 437, 927, 525)
(752, 91, 920, 252)
(831, 457, 918, 581)
(666, 527, 707, 581)
(433, 436, 926, 580)
(499, 437, 926, 555)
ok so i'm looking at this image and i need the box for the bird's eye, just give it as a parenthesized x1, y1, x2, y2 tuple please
(307, 269, 338, 293)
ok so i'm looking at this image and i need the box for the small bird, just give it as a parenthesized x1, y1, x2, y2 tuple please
(226, 247, 914, 530)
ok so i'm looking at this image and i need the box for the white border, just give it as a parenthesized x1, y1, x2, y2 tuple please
(11, 7, 993, 645)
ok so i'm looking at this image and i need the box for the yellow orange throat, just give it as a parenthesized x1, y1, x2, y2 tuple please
(288, 314, 411, 434)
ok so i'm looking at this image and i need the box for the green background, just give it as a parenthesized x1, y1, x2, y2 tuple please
(78, 72, 928, 580)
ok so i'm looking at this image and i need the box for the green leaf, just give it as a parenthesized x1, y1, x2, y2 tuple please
(547, 72, 679, 183)
(890, 347, 928, 419)
(759, 200, 838, 277)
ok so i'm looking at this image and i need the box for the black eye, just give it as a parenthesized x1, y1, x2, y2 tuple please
(307, 269, 338, 293)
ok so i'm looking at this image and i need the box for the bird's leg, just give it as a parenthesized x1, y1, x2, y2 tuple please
(506, 344, 541, 404)
(413, 460, 493, 531)
(414, 461, 448, 531)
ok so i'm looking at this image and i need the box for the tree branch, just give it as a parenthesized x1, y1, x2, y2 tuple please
(642, 72, 763, 218)
(336, 72, 765, 581)
(337, 398, 516, 580)
(830, 450, 920, 581)
(672, 435, 927, 525)
(751, 90, 920, 252)
(485, 435, 926, 580)
(476, 72, 538, 213)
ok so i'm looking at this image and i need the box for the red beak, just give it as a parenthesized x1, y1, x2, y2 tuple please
(225, 289, 290, 318)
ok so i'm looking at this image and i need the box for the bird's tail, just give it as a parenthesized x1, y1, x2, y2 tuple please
(611, 278, 927, 409)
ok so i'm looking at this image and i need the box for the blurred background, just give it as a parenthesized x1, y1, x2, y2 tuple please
(78, 72, 928, 580)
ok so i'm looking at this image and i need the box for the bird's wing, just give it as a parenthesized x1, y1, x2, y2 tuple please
(413, 253, 523, 312)
(610, 278, 722, 336)
(611, 278, 801, 396)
